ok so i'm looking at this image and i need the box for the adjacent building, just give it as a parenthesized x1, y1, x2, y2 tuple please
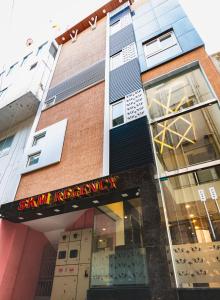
(1, 1, 220, 300)
(0, 41, 58, 205)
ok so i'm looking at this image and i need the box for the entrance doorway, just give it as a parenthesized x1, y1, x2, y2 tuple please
(31, 197, 148, 300)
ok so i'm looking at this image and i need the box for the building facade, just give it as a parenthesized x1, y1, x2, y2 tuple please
(1, 1, 220, 300)
(0, 40, 58, 206)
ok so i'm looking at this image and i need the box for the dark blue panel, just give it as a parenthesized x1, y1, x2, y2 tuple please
(110, 24, 135, 56)
(110, 6, 130, 25)
(132, 0, 204, 73)
(178, 29, 204, 53)
(110, 117, 154, 173)
(109, 59, 142, 103)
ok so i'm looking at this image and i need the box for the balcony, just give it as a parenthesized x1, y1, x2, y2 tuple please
(0, 61, 49, 133)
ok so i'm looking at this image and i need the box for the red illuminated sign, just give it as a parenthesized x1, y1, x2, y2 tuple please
(17, 176, 118, 211)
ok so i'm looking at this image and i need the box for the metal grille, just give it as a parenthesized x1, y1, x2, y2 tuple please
(34, 244, 57, 298)
(125, 89, 146, 122)
(45, 60, 105, 108)
(110, 24, 135, 56)
(122, 42, 137, 64)
(109, 58, 142, 103)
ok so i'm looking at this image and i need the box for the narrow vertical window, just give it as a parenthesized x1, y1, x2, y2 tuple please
(112, 100, 125, 127)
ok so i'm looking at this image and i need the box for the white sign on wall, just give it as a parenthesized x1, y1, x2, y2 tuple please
(198, 189, 206, 202)
(209, 187, 218, 200)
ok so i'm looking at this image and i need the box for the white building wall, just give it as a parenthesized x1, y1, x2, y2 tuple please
(0, 117, 34, 205)
(0, 40, 60, 205)
(0, 41, 57, 110)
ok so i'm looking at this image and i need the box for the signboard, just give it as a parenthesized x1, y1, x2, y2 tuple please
(198, 189, 206, 202)
(209, 187, 218, 200)
(17, 176, 118, 212)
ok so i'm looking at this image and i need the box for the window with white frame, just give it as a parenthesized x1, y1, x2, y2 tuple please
(110, 43, 137, 71)
(0, 87, 8, 97)
(111, 100, 125, 127)
(111, 90, 146, 128)
(44, 96, 56, 109)
(110, 51, 123, 70)
(49, 43, 58, 59)
(0, 71, 5, 78)
(110, 13, 132, 36)
(37, 42, 48, 55)
(143, 31, 181, 67)
(27, 152, 41, 166)
(32, 132, 46, 147)
(110, 20, 121, 35)
(21, 52, 32, 66)
(30, 62, 38, 71)
(7, 62, 18, 76)
(0, 135, 14, 156)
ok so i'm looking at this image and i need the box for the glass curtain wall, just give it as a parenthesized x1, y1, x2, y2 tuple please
(161, 168, 220, 287)
(91, 199, 148, 287)
(145, 65, 220, 288)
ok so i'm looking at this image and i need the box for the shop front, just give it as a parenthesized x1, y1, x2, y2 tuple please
(0, 166, 174, 300)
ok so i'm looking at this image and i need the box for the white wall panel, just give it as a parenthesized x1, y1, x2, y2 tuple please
(0, 117, 33, 204)
(23, 119, 67, 174)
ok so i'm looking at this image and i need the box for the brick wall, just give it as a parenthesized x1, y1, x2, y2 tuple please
(51, 18, 106, 88)
(16, 82, 104, 200)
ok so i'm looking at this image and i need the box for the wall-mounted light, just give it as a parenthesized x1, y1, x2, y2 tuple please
(121, 193, 128, 198)
(92, 200, 99, 204)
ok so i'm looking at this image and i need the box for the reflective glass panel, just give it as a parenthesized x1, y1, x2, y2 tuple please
(146, 68, 214, 120)
(161, 168, 220, 287)
(152, 104, 220, 173)
(91, 200, 148, 287)
(112, 101, 124, 127)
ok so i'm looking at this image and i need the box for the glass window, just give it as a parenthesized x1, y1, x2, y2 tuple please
(146, 67, 214, 120)
(30, 62, 38, 70)
(91, 200, 148, 287)
(37, 42, 48, 55)
(152, 104, 220, 173)
(21, 53, 32, 66)
(110, 20, 121, 35)
(161, 168, 220, 287)
(143, 31, 182, 68)
(110, 51, 123, 70)
(0, 135, 14, 156)
(49, 43, 58, 59)
(6, 62, 18, 76)
(27, 152, 41, 166)
(112, 100, 125, 127)
(32, 132, 46, 147)
(0, 71, 5, 78)
(44, 96, 56, 109)
(0, 87, 8, 97)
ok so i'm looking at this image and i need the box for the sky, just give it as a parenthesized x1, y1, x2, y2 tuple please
(0, 0, 219, 68)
